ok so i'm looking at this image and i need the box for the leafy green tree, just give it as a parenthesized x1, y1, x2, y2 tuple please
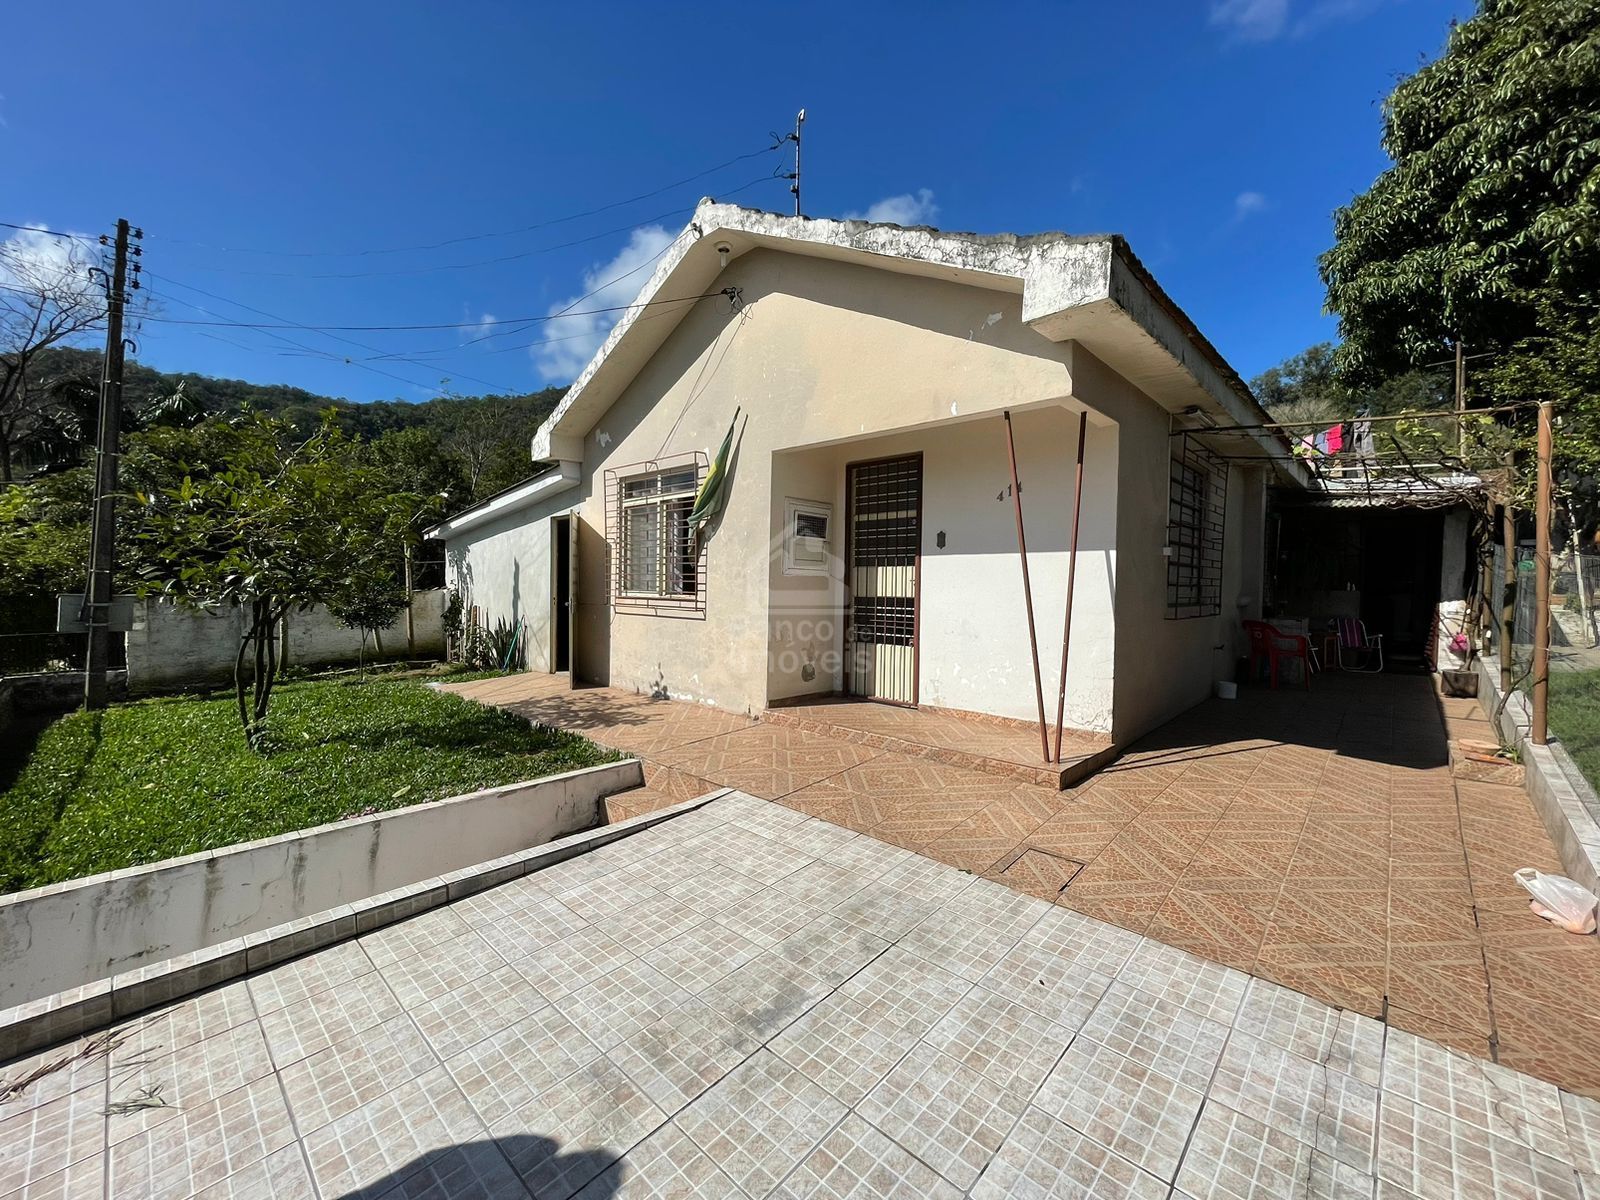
(130, 413, 420, 748)
(1320, 0, 1600, 515)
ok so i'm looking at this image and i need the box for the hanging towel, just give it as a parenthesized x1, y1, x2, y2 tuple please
(1354, 418, 1375, 458)
(1325, 423, 1344, 453)
(1313, 431, 1330, 454)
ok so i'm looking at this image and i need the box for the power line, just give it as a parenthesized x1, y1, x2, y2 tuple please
(165, 174, 783, 280)
(144, 143, 787, 258)
(0, 221, 99, 243)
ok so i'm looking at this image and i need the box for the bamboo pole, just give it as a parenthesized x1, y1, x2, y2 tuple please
(1531, 400, 1553, 745)
(1003, 411, 1050, 762)
(1052, 411, 1088, 764)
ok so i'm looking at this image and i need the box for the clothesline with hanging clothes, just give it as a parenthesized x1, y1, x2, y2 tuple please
(1291, 417, 1376, 459)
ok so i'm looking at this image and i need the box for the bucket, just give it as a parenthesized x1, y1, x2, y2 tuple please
(1214, 680, 1238, 700)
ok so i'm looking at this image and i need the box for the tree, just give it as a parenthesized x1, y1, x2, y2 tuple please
(1320, 0, 1600, 502)
(130, 413, 420, 748)
(0, 230, 106, 480)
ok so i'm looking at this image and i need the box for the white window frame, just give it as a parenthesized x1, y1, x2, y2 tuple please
(783, 497, 833, 576)
(618, 466, 699, 600)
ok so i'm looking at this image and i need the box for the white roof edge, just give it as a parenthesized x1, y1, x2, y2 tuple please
(423, 461, 580, 541)
(530, 200, 1300, 481)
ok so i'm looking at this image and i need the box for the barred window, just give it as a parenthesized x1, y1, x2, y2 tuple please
(620, 467, 698, 598)
(605, 453, 709, 618)
(1166, 435, 1226, 619)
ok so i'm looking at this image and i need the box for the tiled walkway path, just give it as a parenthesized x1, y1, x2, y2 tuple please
(4, 793, 1598, 1199)
(446, 671, 1600, 1098)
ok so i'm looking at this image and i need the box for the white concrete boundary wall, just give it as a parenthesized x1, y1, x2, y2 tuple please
(0, 759, 641, 1012)
(125, 591, 448, 692)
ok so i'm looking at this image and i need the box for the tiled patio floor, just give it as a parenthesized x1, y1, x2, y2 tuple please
(763, 698, 1112, 788)
(445, 670, 1600, 1098)
(5, 793, 1598, 1199)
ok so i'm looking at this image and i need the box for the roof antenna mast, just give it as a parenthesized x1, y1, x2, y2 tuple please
(789, 110, 805, 217)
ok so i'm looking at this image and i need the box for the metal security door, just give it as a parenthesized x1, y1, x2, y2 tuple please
(845, 454, 922, 704)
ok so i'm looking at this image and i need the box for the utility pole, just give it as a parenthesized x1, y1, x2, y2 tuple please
(83, 218, 136, 710)
(1454, 338, 1466, 456)
(1531, 399, 1554, 745)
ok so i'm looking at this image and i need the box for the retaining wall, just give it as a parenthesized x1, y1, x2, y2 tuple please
(0, 758, 641, 1012)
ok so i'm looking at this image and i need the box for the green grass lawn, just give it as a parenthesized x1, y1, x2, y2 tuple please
(0, 675, 617, 893)
(1550, 667, 1600, 794)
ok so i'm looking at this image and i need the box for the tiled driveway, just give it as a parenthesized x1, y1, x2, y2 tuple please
(5, 793, 1599, 1199)
(446, 671, 1600, 1098)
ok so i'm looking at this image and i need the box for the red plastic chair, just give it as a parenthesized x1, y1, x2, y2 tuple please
(1243, 620, 1313, 690)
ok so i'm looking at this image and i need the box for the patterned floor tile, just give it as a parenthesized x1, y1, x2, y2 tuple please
(1175, 1099, 1374, 1200)
(406, 964, 548, 1061)
(574, 1122, 744, 1199)
(0, 1082, 106, 1196)
(361, 1141, 531, 1200)
(258, 969, 403, 1067)
(246, 939, 376, 1015)
(1209, 1033, 1378, 1175)
(1032, 1036, 1205, 1183)
(919, 984, 1076, 1095)
(1079, 980, 1231, 1091)
(642, 917, 764, 995)
(1382, 1029, 1571, 1159)
(376, 930, 505, 1008)
(1376, 1093, 1581, 1200)
(110, 1075, 297, 1200)
(278, 1013, 438, 1134)
(609, 1003, 752, 1114)
(971, 1104, 1168, 1199)
(856, 1043, 1026, 1190)
(676, 1049, 847, 1198)
(490, 1056, 668, 1199)
(107, 1019, 276, 1143)
(1115, 937, 1250, 1025)
(443, 1003, 602, 1126)
(655, 726, 880, 800)
(1234, 978, 1385, 1087)
(774, 1111, 962, 1200)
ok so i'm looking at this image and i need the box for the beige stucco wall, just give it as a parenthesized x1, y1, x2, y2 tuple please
(1070, 347, 1266, 742)
(443, 496, 573, 672)
(565, 248, 1082, 715)
(447, 246, 1268, 746)
(767, 408, 1119, 730)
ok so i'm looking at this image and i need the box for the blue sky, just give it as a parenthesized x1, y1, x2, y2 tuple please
(2, 0, 1473, 403)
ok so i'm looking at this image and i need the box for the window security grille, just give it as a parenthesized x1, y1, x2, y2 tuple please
(1166, 433, 1227, 619)
(605, 453, 709, 618)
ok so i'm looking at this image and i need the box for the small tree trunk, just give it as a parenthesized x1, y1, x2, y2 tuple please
(234, 624, 254, 738)
(1566, 502, 1595, 647)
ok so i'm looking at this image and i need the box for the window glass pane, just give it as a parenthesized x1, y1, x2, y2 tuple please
(666, 497, 696, 595)
(623, 504, 660, 592)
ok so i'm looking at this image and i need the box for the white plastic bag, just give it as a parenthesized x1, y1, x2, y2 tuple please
(1513, 868, 1599, 935)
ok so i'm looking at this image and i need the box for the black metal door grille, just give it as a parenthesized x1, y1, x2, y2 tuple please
(847, 455, 921, 704)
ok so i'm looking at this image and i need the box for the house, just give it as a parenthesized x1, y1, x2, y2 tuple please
(428, 201, 1333, 755)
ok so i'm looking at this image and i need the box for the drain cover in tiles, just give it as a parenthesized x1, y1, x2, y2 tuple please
(999, 848, 1086, 899)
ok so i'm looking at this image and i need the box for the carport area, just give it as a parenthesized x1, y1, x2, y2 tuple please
(447, 669, 1600, 1097)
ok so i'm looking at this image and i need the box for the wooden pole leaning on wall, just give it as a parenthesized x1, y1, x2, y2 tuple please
(1052, 410, 1089, 764)
(1003, 411, 1051, 763)
(1531, 400, 1554, 745)
(1502, 448, 1517, 699)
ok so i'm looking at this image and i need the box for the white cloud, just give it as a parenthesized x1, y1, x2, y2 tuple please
(1209, 0, 1288, 41)
(1211, 0, 1387, 42)
(846, 188, 940, 227)
(1233, 191, 1269, 221)
(532, 225, 676, 383)
(459, 309, 497, 342)
(0, 227, 98, 305)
